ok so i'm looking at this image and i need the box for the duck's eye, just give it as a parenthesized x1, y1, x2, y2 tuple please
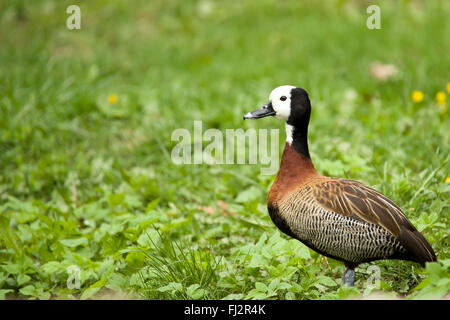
(280, 96, 287, 101)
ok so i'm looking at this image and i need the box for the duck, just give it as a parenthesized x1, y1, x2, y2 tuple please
(243, 85, 437, 287)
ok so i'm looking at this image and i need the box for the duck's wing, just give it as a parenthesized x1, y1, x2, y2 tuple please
(313, 178, 436, 265)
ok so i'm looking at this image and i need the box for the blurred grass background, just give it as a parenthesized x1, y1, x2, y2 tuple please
(0, 0, 448, 299)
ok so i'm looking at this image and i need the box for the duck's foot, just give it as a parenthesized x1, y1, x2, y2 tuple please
(342, 267, 355, 287)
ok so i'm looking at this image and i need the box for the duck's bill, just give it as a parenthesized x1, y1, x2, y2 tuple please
(243, 102, 275, 120)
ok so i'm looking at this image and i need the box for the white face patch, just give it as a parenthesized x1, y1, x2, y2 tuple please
(269, 85, 295, 121)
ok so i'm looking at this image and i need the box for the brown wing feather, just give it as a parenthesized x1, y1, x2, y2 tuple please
(313, 178, 436, 264)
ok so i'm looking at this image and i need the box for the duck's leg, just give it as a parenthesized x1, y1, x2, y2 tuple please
(342, 264, 356, 287)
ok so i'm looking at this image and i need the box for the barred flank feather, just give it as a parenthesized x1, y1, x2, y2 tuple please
(312, 179, 437, 265)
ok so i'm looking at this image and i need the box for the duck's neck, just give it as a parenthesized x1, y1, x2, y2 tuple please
(285, 123, 310, 160)
(268, 126, 318, 204)
(276, 123, 318, 184)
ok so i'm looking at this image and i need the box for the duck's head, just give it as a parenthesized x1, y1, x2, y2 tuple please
(243, 85, 311, 125)
(244, 85, 312, 157)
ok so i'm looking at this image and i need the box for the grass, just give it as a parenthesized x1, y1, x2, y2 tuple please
(0, 0, 449, 300)
(136, 231, 222, 299)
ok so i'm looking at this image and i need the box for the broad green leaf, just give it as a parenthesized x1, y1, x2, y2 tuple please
(235, 187, 262, 203)
(186, 284, 206, 299)
(0, 289, 13, 300)
(316, 276, 337, 287)
(59, 238, 89, 248)
(254, 282, 267, 292)
(80, 278, 108, 300)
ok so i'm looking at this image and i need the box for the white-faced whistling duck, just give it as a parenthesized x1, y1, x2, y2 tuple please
(243, 85, 437, 287)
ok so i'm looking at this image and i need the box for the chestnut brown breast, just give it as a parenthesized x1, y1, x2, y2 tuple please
(268, 143, 320, 206)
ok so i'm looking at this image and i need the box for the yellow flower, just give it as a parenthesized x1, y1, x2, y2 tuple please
(411, 90, 424, 103)
(108, 93, 118, 105)
(436, 91, 446, 105)
(446, 177, 450, 183)
(446, 82, 450, 95)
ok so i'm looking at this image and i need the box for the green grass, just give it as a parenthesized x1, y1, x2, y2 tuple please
(0, 0, 449, 300)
